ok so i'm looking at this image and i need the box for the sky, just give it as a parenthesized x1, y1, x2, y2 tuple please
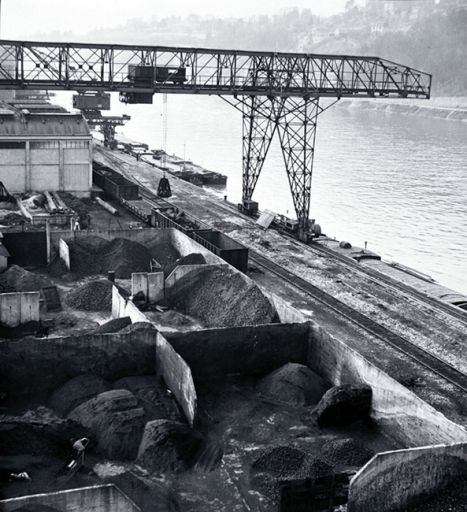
(0, 0, 348, 40)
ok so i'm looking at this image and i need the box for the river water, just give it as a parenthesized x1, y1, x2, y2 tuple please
(57, 93, 467, 295)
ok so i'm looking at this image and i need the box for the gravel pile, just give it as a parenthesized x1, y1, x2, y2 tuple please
(167, 266, 277, 327)
(321, 438, 374, 468)
(69, 237, 152, 278)
(0, 265, 52, 292)
(65, 279, 117, 312)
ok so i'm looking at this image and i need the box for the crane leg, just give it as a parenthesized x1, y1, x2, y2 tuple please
(276, 97, 320, 241)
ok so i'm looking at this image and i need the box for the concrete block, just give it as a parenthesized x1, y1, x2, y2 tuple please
(0, 292, 39, 327)
(147, 272, 164, 303)
(156, 332, 197, 426)
(132, 272, 149, 299)
(59, 238, 71, 270)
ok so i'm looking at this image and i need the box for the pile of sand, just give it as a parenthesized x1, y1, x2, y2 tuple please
(167, 266, 277, 327)
(0, 265, 52, 293)
(64, 279, 117, 312)
(69, 237, 152, 278)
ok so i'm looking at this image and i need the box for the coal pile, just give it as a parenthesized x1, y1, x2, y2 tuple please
(0, 265, 52, 293)
(321, 438, 374, 468)
(69, 237, 152, 278)
(167, 266, 278, 327)
(146, 239, 181, 267)
(164, 252, 207, 277)
(407, 476, 467, 512)
(252, 446, 306, 477)
(65, 279, 117, 312)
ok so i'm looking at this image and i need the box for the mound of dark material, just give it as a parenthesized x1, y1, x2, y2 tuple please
(46, 256, 69, 278)
(164, 252, 207, 277)
(314, 385, 372, 427)
(321, 438, 374, 467)
(64, 279, 118, 312)
(0, 413, 85, 457)
(137, 420, 203, 472)
(252, 446, 306, 477)
(407, 476, 467, 512)
(67, 389, 146, 460)
(257, 363, 328, 405)
(69, 237, 152, 278)
(0, 265, 52, 293)
(167, 266, 277, 327)
(120, 321, 158, 335)
(146, 239, 181, 267)
(48, 375, 111, 416)
(114, 376, 182, 421)
(96, 316, 132, 334)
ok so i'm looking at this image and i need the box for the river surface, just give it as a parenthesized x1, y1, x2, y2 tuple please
(56, 93, 467, 295)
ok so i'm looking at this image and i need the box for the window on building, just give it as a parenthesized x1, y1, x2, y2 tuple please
(0, 141, 26, 149)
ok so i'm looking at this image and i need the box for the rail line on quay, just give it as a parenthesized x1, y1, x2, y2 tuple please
(249, 250, 467, 394)
(96, 148, 467, 393)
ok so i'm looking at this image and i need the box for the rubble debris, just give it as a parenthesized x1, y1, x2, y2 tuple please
(321, 438, 375, 467)
(167, 265, 278, 327)
(67, 389, 146, 460)
(0, 265, 52, 293)
(69, 237, 152, 278)
(256, 363, 329, 405)
(113, 376, 182, 421)
(64, 279, 124, 312)
(96, 316, 132, 334)
(137, 419, 203, 472)
(48, 375, 111, 416)
(314, 385, 372, 427)
(164, 252, 207, 277)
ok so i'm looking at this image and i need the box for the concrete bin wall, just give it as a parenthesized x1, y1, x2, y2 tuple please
(0, 484, 141, 512)
(0, 291, 40, 327)
(131, 272, 164, 303)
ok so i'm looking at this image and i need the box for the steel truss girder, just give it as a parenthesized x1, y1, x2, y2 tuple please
(0, 39, 432, 99)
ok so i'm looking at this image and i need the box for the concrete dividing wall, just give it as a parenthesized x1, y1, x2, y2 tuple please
(131, 272, 164, 303)
(112, 286, 149, 324)
(307, 321, 467, 447)
(0, 484, 140, 512)
(0, 329, 157, 400)
(156, 332, 197, 426)
(264, 290, 311, 323)
(59, 237, 71, 270)
(348, 443, 467, 512)
(0, 292, 40, 327)
(165, 323, 309, 380)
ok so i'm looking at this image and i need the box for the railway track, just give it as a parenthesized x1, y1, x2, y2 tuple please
(309, 241, 467, 325)
(97, 148, 467, 393)
(249, 250, 467, 393)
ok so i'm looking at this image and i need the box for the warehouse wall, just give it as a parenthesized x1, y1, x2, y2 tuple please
(0, 139, 91, 194)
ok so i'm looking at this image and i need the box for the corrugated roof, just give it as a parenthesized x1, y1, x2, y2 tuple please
(0, 113, 91, 137)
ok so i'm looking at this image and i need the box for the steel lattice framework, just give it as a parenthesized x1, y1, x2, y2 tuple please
(0, 40, 432, 238)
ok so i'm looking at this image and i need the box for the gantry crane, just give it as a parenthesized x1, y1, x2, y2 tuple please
(0, 39, 431, 239)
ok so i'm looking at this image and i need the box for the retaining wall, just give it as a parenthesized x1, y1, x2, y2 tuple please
(0, 329, 157, 400)
(165, 323, 309, 380)
(348, 443, 467, 512)
(307, 321, 467, 447)
(0, 291, 39, 327)
(131, 272, 164, 303)
(0, 484, 140, 512)
(111, 286, 148, 324)
(156, 332, 197, 426)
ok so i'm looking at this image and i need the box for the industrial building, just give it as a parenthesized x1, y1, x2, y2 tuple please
(0, 103, 92, 197)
